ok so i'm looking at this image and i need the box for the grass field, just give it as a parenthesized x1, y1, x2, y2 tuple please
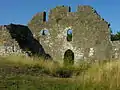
(0, 55, 120, 90)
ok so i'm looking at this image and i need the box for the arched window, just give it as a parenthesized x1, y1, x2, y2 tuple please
(67, 29, 72, 41)
(40, 29, 49, 35)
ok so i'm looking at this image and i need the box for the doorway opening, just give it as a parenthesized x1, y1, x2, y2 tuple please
(64, 49, 74, 65)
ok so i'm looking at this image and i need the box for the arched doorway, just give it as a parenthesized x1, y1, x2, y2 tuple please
(64, 49, 74, 65)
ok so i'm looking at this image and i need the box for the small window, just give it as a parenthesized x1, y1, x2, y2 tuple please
(40, 30, 49, 35)
(67, 29, 72, 41)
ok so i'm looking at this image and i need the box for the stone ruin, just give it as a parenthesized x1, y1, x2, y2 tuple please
(0, 24, 51, 59)
(0, 5, 120, 65)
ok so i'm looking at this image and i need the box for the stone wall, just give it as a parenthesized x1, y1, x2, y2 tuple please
(0, 5, 119, 65)
(0, 25, 22, 56)
(111, 41, 120, 59)
(28, 5, 112, 64)
(0, 24, 52, 59)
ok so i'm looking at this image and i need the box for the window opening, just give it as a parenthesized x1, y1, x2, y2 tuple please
(67, 29, 72, 41)
(40, 30, 49, 35)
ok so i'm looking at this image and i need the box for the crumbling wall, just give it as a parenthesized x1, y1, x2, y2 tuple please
(111, 41, 120, 59)
(0, 5, 116, 65)
(0, 25, 21, 56)
(28, 5, 112, 64)
(0, 24, 51, 60)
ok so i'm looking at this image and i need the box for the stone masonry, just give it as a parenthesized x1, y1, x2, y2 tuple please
(0, 25, 22, 56)
(0, 5, 120, 65)
(28, 5, 112, 64)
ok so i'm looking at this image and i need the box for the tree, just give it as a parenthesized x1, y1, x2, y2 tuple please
(111, 31, 120, 41)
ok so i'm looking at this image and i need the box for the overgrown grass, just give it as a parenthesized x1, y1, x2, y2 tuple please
(0, 55, 120, 90)
(77, 60, 120, 90)
(0, 55, 90, 77)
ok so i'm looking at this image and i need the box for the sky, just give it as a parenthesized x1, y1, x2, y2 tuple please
(0, 0, 120, 33)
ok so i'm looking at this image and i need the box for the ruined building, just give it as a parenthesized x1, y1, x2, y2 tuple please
(0, 5, 120, 65)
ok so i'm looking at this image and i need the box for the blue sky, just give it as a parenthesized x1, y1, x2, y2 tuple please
(0, 0, 120, 33)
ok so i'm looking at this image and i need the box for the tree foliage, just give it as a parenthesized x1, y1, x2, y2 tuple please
(111, 31, 120, 41)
